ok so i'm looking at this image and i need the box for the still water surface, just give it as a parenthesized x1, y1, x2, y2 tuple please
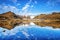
(0, 22, 60, 40)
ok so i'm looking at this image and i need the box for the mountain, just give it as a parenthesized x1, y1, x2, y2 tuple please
(34, 12, 60, 20)
(34, 12, 60, 28)
(0, 11, 60, 29)
(0, 11, 22, 30)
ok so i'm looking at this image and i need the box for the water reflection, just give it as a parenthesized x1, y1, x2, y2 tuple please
(19, 19, 60, 28)
(34, 21, 60, 28)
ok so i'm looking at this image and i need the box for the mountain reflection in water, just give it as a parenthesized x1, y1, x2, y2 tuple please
(19, 19, 60, 28)
(34, 21, 60, 28)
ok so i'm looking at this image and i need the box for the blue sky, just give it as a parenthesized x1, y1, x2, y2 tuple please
(0, 0, 60, 15)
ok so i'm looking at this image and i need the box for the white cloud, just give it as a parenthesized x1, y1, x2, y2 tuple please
(20, 0, 32, 15)
(12, 0, 17, 3)
(30, 22, 35, 25)
(21, 31, 30, 38)
(22, 4, 30, 11)
(46, 0, 60, 7)
(0, 4, 21, 14)
(9, 29, 19, 35)
(0, 0, 33, 15)
(17, 36, 21, 38)
(17, 3, 21, 6)
(34, 1, 37, 4)
(31, 5, 34, 7)
(2, 32, 8, 36)
(0, 0, 37, 15)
